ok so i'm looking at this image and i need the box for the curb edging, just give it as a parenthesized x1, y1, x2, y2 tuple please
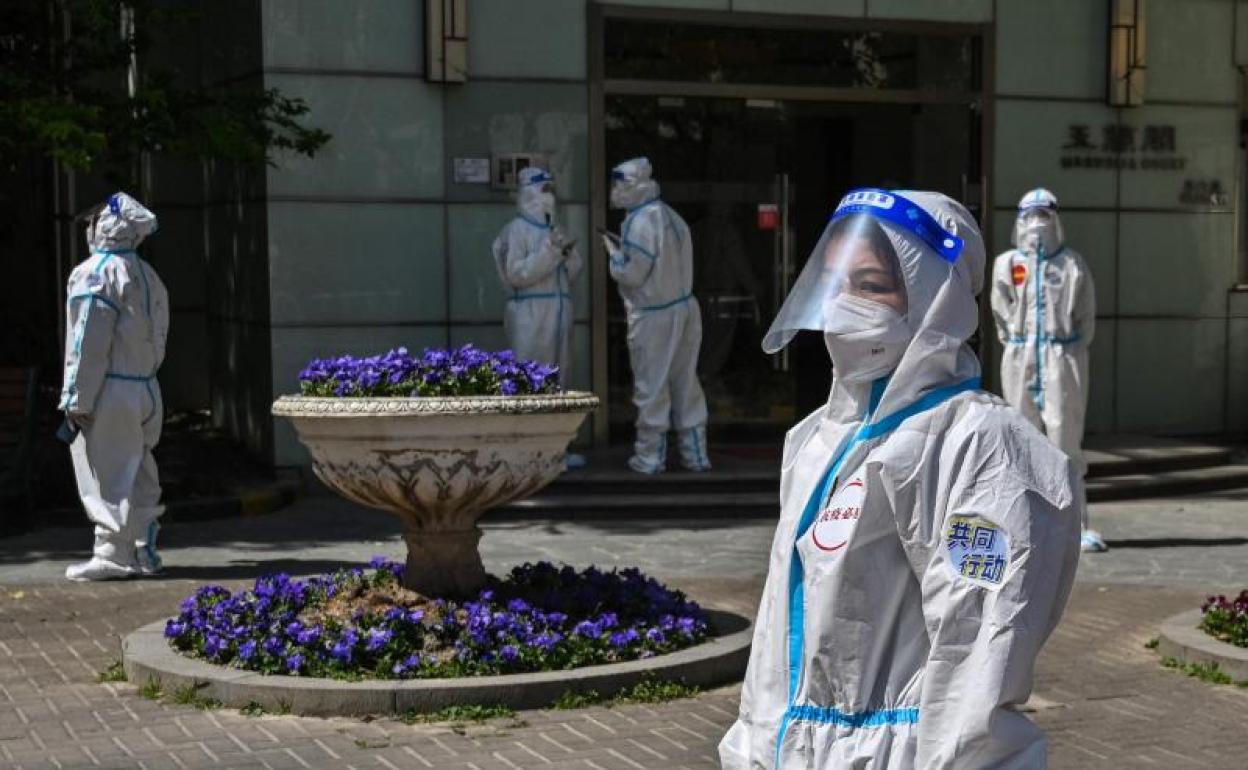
(123, 609, 752, 716)
(1157, 608, 1248, 681)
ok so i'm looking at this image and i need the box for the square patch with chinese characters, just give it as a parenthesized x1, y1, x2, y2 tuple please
(944, 514, 1010, 588)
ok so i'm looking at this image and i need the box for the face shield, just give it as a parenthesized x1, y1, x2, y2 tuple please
(1012, 187, 1063, 256)
(610, 158, 659, 210)
(1013, 205, 1063, 256)
(517, 169, 557, 221)
(762, 189, 964, 355)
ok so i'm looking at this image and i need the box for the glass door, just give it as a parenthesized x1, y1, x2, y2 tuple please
(604, 95, 799, 440)
(603, 94, 978, 441)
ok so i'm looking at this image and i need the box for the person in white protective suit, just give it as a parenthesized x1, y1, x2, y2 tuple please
(720, 189, 1080, 769)
(605, 157, 710, 474)
(59, 192, 169, 582)
(493, 167, 586, 468)
(990, 188, 1103, 553)
(493, 167, 583, 383)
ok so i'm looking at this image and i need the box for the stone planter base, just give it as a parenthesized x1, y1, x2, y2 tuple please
(272, 392, 598, 597)
(1157, 608, 1248, 681)
(123, 610, 751, 716)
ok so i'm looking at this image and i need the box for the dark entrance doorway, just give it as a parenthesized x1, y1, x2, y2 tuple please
(594, 11, 985, 444)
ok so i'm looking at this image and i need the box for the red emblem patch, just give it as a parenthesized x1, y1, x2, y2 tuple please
(1011, 263, 1027, 286)
(812, 479, 864, 553)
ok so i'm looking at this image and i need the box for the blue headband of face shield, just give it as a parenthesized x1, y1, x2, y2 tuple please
(523, 171, 553, 187)
(831, 188, 964, 263)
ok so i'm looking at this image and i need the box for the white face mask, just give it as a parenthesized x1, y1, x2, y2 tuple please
(1018, 213, 1059, 256)
(535, 191, 556, 218)
(822, 294, 911, 383)
(609, 183, 630, 210)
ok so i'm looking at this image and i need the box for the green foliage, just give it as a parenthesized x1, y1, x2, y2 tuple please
(138, 677, 162, 700)
(353, 738, 390, 749)
(1160, 656, 1239, 686)
(96, 660, 127, 683)
(170, 681, 220, 710)
(400, 703, 517, 725)
(1143, 637, 1159, 650)
(551, 690, 602, 710)
(1200, 591, 1248, 648)
(239, 701, 266, 717)
(614, 677, 700, 705)
(549, 678, 701, 711)
(0, 0, 329, 183)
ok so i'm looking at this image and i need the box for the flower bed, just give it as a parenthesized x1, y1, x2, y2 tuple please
(164, 560, 711, 680)
(1200, 590, 1248, 648)
(298, 345, 559, 398)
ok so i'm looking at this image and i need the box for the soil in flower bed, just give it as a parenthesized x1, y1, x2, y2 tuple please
(165, 559, 711, 680)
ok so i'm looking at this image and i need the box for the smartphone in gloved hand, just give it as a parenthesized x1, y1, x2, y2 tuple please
(598, 228, 621, 256)
(56, 416, 80, 444)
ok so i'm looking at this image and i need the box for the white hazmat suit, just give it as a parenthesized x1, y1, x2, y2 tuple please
(721, 189, 1080, 768)
(606, 158, 710, 474)
(492, 167, 583, 386)
(990, 188, 1102, 552)
(59, 193, 169, 582)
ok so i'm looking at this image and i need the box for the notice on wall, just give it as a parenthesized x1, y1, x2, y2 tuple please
(453, 157, 491, 185)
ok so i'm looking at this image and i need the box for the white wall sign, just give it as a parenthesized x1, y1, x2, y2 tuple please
(453, 157, 491, 184)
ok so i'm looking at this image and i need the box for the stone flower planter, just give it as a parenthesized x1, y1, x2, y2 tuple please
(272, 392, 598, 597)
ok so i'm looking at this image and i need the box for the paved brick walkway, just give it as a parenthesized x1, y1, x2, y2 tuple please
(4, 490, 1248, 768)
(1, 576, 1246, 769)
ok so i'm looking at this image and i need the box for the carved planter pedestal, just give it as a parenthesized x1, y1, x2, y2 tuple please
(272, 393, 598, 598)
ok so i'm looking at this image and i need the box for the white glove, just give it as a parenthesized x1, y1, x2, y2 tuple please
(601, 232, 621, 261)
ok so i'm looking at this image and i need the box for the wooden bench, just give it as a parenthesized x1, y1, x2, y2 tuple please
(0, 366, 39, 531)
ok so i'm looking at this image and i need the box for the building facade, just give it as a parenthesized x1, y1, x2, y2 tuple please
(141, 0, 1248, 465)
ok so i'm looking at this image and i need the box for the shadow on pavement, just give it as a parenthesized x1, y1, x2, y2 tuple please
(150, 559, 363, 581)
(0, 498, 773, 570)
(1104, 536, 1248, 549)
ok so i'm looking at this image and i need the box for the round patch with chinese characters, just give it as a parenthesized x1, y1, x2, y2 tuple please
(944, 513, 1010, 588)
(811, 477, 865, 553)
(1011, 263, 1027, 287)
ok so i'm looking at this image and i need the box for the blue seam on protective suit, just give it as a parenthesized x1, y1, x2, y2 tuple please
(555, 263, 568, 364)
(1033, 247, 1045, 411)
(831, 189, 963, 263)
(517, 214, 551, 230)
(69, 294, 120, 313)
(105, 372, 154, 381)
(1009, 333, 1080, 345)
(786, 704, 920, 728)
(775, 377, 981, 765)
(65, 251, 120, 404)
(621, 238, 657, 260)
(511, 292, 572, 301)
(663, 203, 683, 250)
(621, 203, 661, 286)
(144, 521, 161, 569)
(134, 257, 158, 424)
(683, 426, 707, 469)
(640, 293, 692, 314)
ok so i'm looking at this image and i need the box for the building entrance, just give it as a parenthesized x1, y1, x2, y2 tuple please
(593, 10, 985, 443)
